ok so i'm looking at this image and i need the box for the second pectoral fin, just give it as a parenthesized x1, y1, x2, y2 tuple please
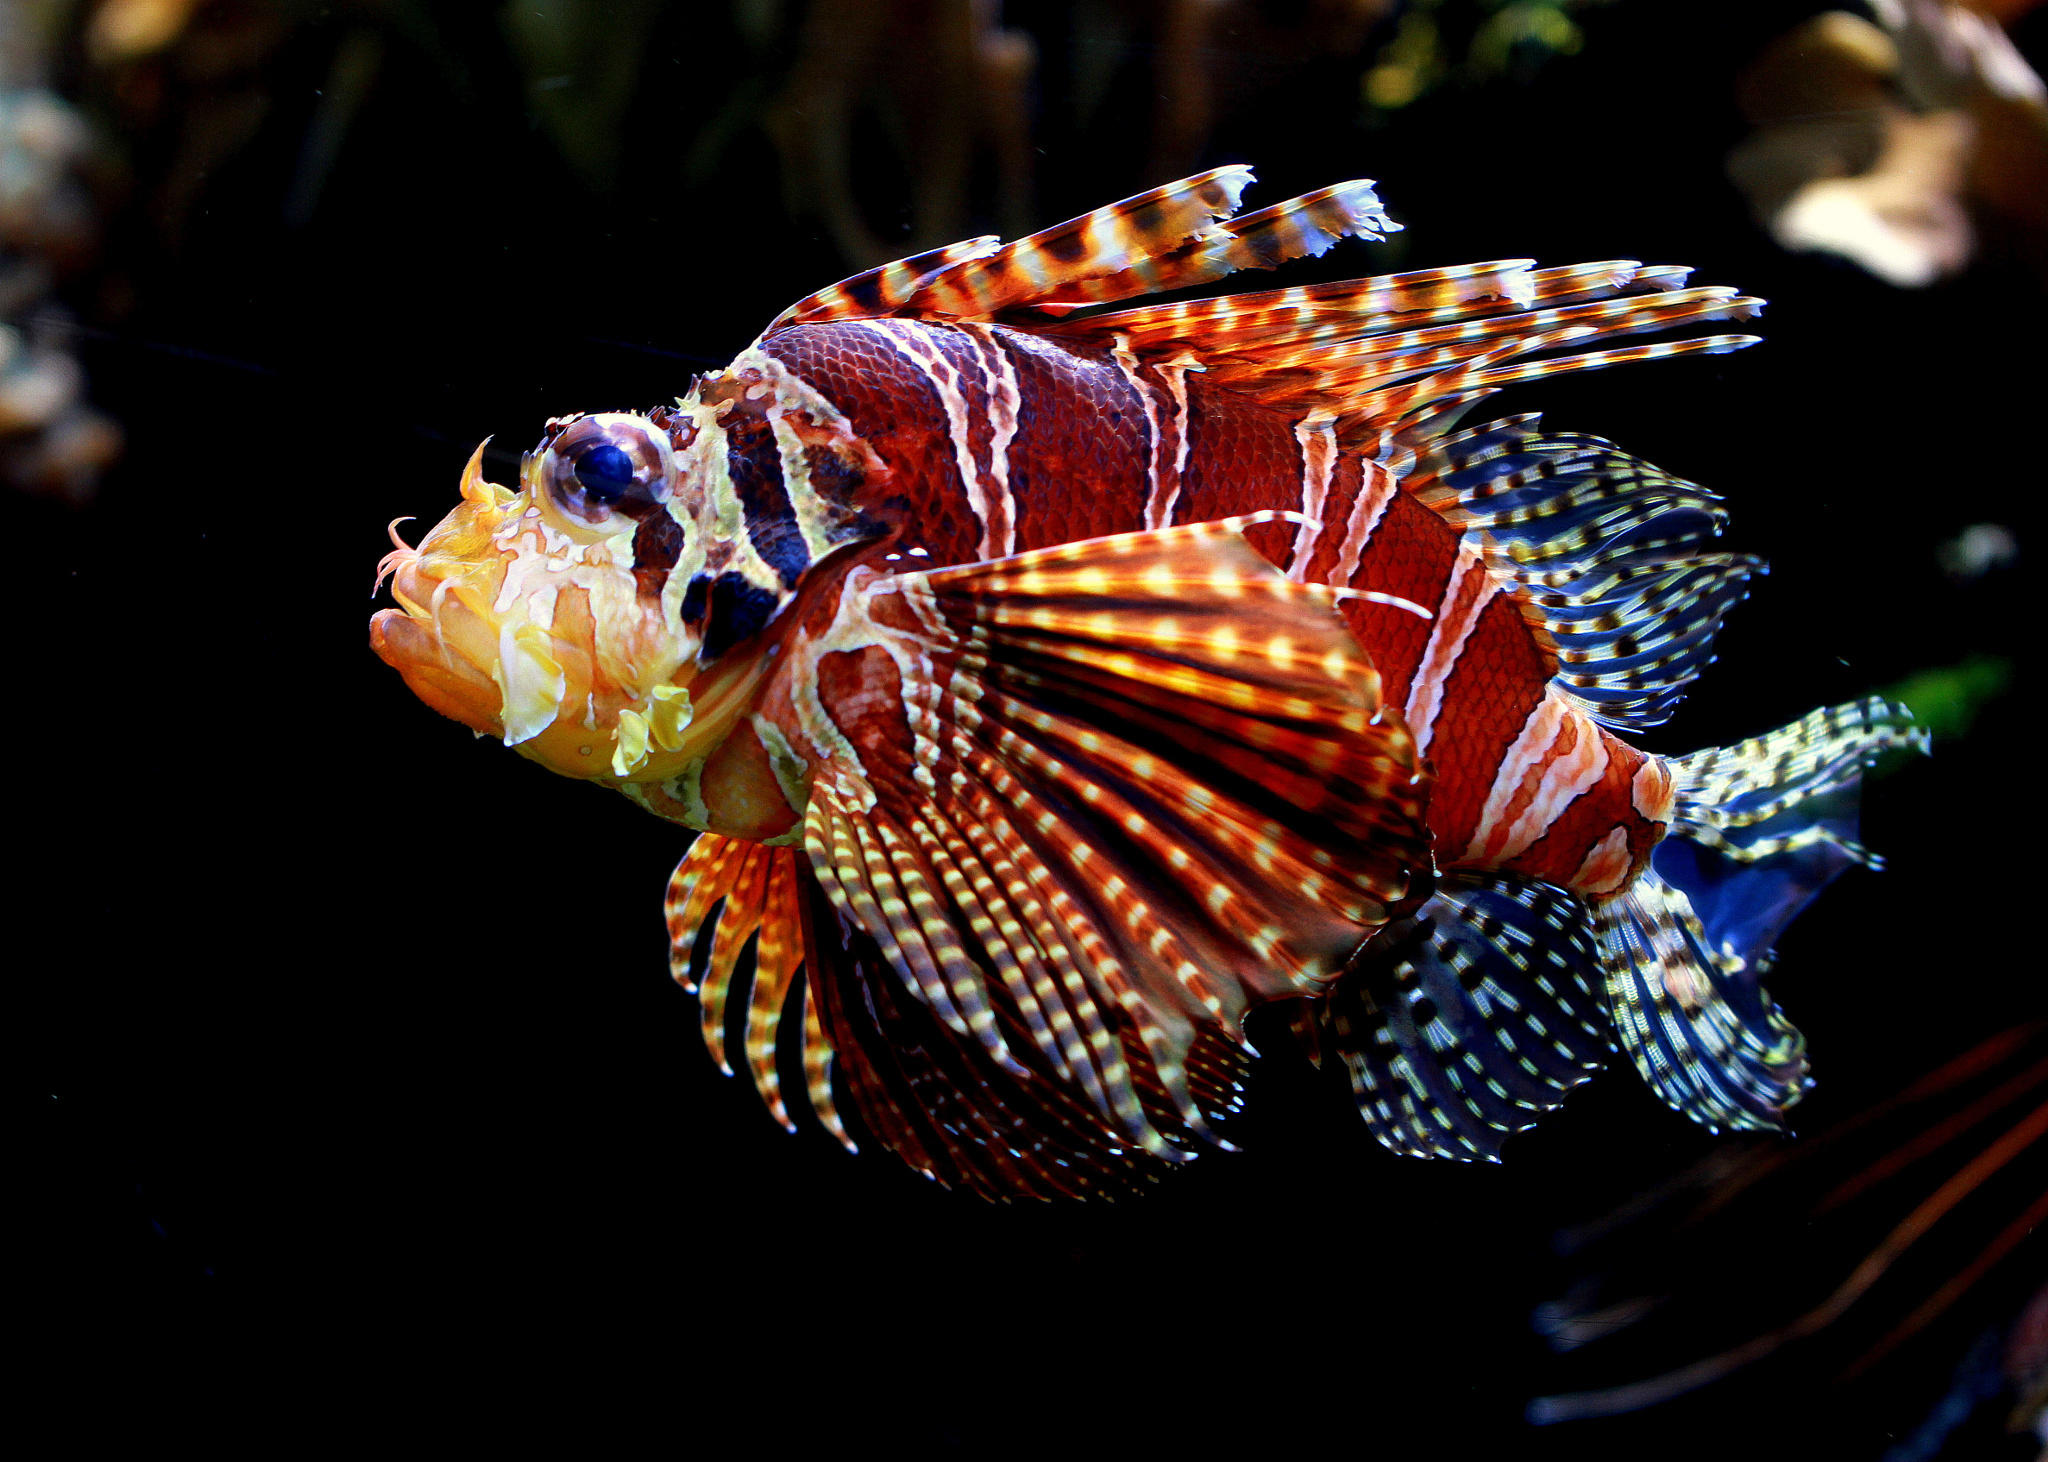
(794, 516, 1432, 1176)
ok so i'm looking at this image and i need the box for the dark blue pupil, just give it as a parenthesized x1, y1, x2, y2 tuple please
(572, 443, 636, 503)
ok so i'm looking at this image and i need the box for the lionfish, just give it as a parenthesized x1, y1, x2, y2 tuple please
(371, 168, 1923, 1199)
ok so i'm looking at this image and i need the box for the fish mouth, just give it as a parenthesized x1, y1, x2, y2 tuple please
(370, 440, 755, 785)
(369, 440, 563, 749)
(369, 556, 510, 740)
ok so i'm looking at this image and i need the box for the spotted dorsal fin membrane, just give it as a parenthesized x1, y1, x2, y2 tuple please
(1593, 699, 1928, 1133)
(793, 515, 1430, 1195)
(1325, 875, 1612, 1162)
(666, 836, 850, 1150)
(1060, 259, 1547, 356)
(1399, 417, 1766, 730)
(1047, 252, 1768, 732)
(761, 236, 1004, 335)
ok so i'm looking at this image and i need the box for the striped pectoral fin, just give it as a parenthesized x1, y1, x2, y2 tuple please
(665, 834, 850, 1149)
(795, 515, 1432, 1198)
(799, 865, 1254, 1201)
(1595, 698, 1929, 1133)
(1324, 875, 1612, 1163)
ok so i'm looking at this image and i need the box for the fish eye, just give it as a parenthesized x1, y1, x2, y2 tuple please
(539, 414, 674, 525)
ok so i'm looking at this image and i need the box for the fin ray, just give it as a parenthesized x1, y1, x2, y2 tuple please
(1325, 875, 1611, 1162)
(665, 837, 847, 1138)
(1407, 418, 1766, 728)
(1595, 699, 1928, 1132)
(767, 166, 1256, 332)
(1045, 179, 1397, 306)
(794, 517, 1431, 1190)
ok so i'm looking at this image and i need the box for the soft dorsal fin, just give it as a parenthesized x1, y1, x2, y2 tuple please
(1400, 417, 1765, 729)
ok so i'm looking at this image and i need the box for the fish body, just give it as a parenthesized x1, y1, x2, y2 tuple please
(754, 314, 1673, 898)
(373, 168, 1924, 1197)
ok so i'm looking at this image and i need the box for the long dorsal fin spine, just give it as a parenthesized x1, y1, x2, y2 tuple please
(768, 166, 1258, 333)
(1048, 178, 1398, 305)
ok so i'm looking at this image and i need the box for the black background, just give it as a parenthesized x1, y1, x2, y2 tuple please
(22, 1, 2043, 1452)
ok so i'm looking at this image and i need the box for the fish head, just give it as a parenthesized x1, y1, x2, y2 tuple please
(370, 401, 809, 829)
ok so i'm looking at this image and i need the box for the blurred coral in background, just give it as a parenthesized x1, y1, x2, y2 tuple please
(1359, 0, 1614, 114)
(85, 0, 208, 61)
(1729, 0, 2048, 286)
(684, 0, 1400, 271)
(1, 0, 120, 504)
(756, 0, 1039, 264)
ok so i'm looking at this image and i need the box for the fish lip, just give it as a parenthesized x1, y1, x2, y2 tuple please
(369, 551, 508, 737)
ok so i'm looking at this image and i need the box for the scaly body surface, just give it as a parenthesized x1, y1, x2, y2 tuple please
(750, 314, 1676, 895)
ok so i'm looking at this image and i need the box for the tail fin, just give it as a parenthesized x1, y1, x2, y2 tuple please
(1594, 698, 1928, 1133)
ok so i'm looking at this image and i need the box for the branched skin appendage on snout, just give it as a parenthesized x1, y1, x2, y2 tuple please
(371, 346, 893, 844)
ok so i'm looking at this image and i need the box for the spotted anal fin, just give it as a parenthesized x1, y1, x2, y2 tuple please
(1595, 699, 1928, 1134)
(795, 515, 1431, 1194)
(665, 835, 850, 1150)
(1324, 875, 1612, 1162)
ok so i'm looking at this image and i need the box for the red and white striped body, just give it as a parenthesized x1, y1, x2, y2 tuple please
(759, 317, 1673, 900)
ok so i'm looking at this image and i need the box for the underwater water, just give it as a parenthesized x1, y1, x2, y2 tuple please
(21, 1, 2042, 1452)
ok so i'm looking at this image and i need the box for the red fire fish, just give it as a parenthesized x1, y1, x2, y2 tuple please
(371, 168, 1924, 1198)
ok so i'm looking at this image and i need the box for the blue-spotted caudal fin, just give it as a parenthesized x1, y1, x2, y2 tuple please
(1593, 698, 1928, 1133)
(1325, 874, 1613, 1162)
